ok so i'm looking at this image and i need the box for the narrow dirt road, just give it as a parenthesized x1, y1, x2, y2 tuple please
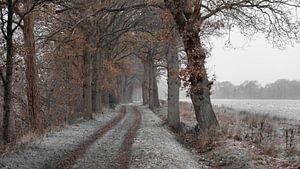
(129, 106, 208, 169)
(0, 105, 206, 169)
(71, 106, 140, 169)
(0, 106, 126, 169)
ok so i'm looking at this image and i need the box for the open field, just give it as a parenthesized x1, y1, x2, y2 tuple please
(157, 102, 300, 169)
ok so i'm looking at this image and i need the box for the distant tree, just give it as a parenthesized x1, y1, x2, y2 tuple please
(213, 80, 300, 100)
(240, 81, 261, 99)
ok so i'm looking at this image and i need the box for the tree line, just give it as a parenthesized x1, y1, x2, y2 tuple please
(0, 0, 164, 145)
(0, 0, 299, 147)
(212, 80, 300, 100)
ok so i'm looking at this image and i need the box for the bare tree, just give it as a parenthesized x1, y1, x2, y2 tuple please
(21, 0, 42, 132)
(163, 0, 300, 132)
(0, 0, 16, 144)
(0, 0, 46, 143)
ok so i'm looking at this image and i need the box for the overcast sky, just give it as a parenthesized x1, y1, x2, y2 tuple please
(207, 31, 300, 86)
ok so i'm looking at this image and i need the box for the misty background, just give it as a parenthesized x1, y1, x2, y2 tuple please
(158, 30, 300, 101)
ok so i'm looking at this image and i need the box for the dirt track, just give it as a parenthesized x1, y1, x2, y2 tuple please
(0, 105, 206, 169)
(71, 106, 140, 169)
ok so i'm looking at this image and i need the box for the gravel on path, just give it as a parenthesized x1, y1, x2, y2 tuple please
(129, 106, 209, 169)
(0, 107, 122, 169)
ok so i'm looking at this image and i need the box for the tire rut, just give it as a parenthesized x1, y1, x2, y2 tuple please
(117, 106, 141, 169)
(71, 106, 140, 169)
(55, 106, 127, 169)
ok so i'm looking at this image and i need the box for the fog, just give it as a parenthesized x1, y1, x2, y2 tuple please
(207, 31, 300, 86)
(157, 31, 300, 101)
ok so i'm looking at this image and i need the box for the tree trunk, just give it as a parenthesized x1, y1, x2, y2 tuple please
(152, 66, 160, 108)
(142, 61, 150, 105)
(115, 76, 124, 103)
(101, 90, 109, 108)
(125, 85, 133, 103)
(83, 54, 93, 119)
(92, 53, 100, 113)
(120, 76, 126, 103)
(2, 0, 16, 144)
(166, 48, 180, 129)
(184, 24, 219, 131)
(148, 58, 154, 110)
(164, 1, 219, 131)
(23, 0, 41, 132)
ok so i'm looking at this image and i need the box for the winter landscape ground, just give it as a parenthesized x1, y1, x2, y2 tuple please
(1, 103, 299, 169)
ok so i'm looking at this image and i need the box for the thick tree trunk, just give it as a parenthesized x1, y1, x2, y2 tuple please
(144, 53, 159, 110)
(190, 78, 218, 131)
(183, 24, 219, 131)
(2, 0, 16, 144)
(23, 0, 41, 132)
(164, 1, 219, 131)
(166, 48, 180, 129)
(83, 54, 93, 119)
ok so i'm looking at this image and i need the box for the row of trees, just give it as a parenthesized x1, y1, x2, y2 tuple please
(0, 0, 299, 146)
(212, 80, 300, 99)
(0, 0, 164, 145)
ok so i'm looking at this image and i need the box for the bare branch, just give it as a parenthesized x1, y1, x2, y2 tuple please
(0, 8, 7, 39)
(0, 66, 6, 84)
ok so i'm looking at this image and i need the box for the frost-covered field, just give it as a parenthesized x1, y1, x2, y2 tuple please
(211, 99, 300, 121)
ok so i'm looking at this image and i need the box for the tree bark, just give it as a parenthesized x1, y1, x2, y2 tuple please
(148, 57, 154, 110)
(23, 0, 41, 132)
(120, 76, 126, 103)
(142, 61, 150, 105)
(184, 24, 219, 131)
(101, 90, 109, 108)
(166, 48, 180, 129)
(125, 84, 133, 103)
(164, 1, 219, 131)
(2, 0, 16, 144)
(83, 54, 93, 119)
(115, 76, 125, 103)
(152, 68, 160, 108)
(144, 52, 159, 110)
(92, 53, 101, 113)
